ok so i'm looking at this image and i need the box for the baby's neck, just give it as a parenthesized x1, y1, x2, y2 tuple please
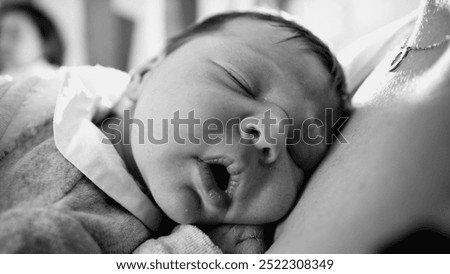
(100, 116, 148, 193)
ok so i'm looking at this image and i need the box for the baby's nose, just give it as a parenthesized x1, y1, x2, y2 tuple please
(239, 108, 288, 165)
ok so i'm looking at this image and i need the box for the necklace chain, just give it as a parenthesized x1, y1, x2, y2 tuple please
(389, 34, 450, 72)
(404, 34, 450, 51)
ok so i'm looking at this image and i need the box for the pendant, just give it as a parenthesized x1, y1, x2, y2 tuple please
(389, 47, 410, 72)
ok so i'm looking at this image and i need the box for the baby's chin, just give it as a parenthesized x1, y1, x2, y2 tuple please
(160, 188, 226, 225)
(156, 182, 291, 225)
(161, 190, 204, 224)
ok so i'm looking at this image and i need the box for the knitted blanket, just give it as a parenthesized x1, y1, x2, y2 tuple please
(0, 76, 150, 253)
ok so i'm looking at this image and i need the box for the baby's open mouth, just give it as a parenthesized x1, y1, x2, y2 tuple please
(208, 163, 231, 192)
(197, 156, 241, 207)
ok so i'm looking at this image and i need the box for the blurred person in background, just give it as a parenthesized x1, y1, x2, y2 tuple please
(0, 2, 64, 79)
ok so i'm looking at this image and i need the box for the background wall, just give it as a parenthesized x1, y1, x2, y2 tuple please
(0, 0, 421, 71)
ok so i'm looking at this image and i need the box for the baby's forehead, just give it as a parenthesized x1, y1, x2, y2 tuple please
(214, 19, 334, 104)
(218, 17, 301, 49)
(148, 17, 336, 118)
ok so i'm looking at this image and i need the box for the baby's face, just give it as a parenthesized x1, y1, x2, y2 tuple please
(131, 18, 338, 224)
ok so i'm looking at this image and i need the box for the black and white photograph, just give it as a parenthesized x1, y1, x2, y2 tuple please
(0, 0, 449, 271)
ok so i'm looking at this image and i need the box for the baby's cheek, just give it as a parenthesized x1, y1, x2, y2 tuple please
(270, 162, 303, 217)
(162, 187, 202, 224)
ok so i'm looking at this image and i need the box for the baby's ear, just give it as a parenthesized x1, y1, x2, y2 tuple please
(114, 56, 163, 116)
(124, 73, 143, 103)
(126, 56, 164, 102)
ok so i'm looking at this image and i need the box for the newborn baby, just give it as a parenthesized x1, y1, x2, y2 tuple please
(109, 11, 349, 248)
(0, 11, 349, 253)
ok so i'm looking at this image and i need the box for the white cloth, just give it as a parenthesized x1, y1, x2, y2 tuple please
(53, 65, 162, 232)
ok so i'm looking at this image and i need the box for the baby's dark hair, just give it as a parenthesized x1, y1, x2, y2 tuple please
(165, 11, 350, 115)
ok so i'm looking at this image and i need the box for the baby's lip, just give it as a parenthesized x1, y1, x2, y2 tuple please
(202, 156, 242, 200)
(195, 156, 243, 208)
(196, 159, 229, 209)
